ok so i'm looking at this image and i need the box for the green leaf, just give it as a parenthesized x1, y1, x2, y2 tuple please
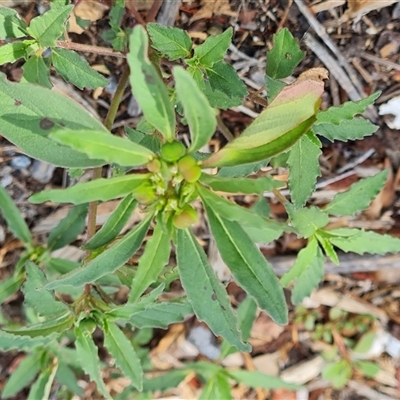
(354, 360, 379, 378)
(0, 274, 23, 303)
(26, 5, 73, 47)
(315, 231, 339, 265)
(200, 173, 284, 194)
(142, 369, 188, 392)
(199, 373, 233, 400)
(287, 131, 321, 208)
(313, 118, 378, 142)
(85, 195, 137, 250)
(220, 296, 257, 358)
(2, 351, 41, 398)
(103, 320, 143, 390)
(0, 184, 32, 245)
(197, 185, 288, 244)
(206, 61, 248, 99)
(0, 329, 55, 351)
(217, 160, 269, 178)
(55, 363, 84, 397)
(323, 170, 388, 217)
(44, 212, 153, 289)
(203, 76, 325, 167)
(352, 332, 377, 354)
(128, 223, 171, 303)
(265, 75, 286, 103)
(286, 203, 329, 238)
(0, 7, 28, 39)
(0, 73, 109, 168)
(52, 48, 108, 89)
(176, 228, 250, 352)
(330, 229, 400, 255)
(227, 369, 302, 390)
(129, 301, 192, 329)
(0, 42, 27, 65)
(202, 81, 242, 109)
(47, 203, 88, 250)
(74, 326, 112, 399)
(21, 55, 52, 88)
(266, 28, 305, 79)
(5, 313, 74, 338)
(291, 245, 324, 304)
(51, 129, 155, 166)
(27, 360, 58, 400)
(322, 360, 352, 389)
(191, 28, 232, 67)
(174, 67, 217, 153)
(30, 174, 150, 205)
(128, 26, 175, 141)
(316, 92, 380, 124)
(23, 262, 70, 317)
(281, 237, 318, 287)
(203, 204, 287, 325)
(147, 23, 192, 60)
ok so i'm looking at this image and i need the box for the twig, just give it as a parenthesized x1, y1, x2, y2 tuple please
(126, 0, 146, 26)
(216, 115, 235, 142)
(359, 51, 400, 72)
(55, 40, 126, 58)
(277, 0, 293, 31)
(147, 0, 164, 23)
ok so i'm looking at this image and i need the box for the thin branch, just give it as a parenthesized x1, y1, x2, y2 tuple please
(126, 0, 146, 25)
(56, 40, 126, 58)
(147, 0, 164, 23)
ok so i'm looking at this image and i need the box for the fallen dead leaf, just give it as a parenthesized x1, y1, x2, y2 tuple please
(190, 0, 237, 23)
(345, 0, 399, 21)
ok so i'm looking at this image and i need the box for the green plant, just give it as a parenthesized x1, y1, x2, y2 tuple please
(295, 306, 380, 388)
(0, 3, 399, 398)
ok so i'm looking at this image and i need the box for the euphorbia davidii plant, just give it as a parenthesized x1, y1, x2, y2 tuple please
(0, 5, 399, 398)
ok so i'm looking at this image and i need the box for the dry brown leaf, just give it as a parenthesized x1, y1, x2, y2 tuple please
(297, 67, 329, 83)
(69, 0, 110, 34)
(345, 0, 399, 20)
(190, 0, 237, 23)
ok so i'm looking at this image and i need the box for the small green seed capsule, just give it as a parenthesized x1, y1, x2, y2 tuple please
(177, 155, 201, 183)
(147, 158, 161, 172)
(134, 183, 157, 205)
(80, 318, 97, 334)
(160, 141, 186, 162)
(173, 204, 198, 229)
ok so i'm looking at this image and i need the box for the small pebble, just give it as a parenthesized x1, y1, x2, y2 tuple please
(31, 160, 56, 183)
(11, 155, 31, 170)
(105, 76, 118, 95)
(1, 176, 13, 188)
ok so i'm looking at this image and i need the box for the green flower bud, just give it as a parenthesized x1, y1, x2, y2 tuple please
(160, 141, 186, 162)
(177, 155, 201, 183)
(173, 204, 198, 229)
(133, 183, 157, 205)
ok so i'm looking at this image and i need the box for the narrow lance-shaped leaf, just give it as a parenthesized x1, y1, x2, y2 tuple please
(103, 320, 143, 391)
(0, 184, 32, 245)
(52, 48, 108, 89)
(43, 212, 153, 289)
(4, 313, 74, 338)
(129, 223, 171, 303)
(329, 228, 400, 255)
(30, 174, 151, 205)
(200, 173, 284, 194)
(27, 359, 58, 400)
(176, 228, 250, 352)
(26, 5, 73, 47)
(174, 67, 217, 153)
(21, 55, 52, 89)
(287, 131, 322, 208)
(128, 26, 175, 141)
(147, 23, 192, 60)
(0, 329, 56, 351)
(323, 170, 388, 217)
(23, 262, 70, 318)
(47, 203, 88, 250)
(51, 130, 155, 167)
(0, 74, 109, 168)
(203, 203, 288, 325)
(1, 351, 42, 399)
(84, 194, 137, 250)
(74, 326, 112, 400)
(0, 7, 28, 39)
(203, 69, 327, 167)
(0, 274, 24, 304)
